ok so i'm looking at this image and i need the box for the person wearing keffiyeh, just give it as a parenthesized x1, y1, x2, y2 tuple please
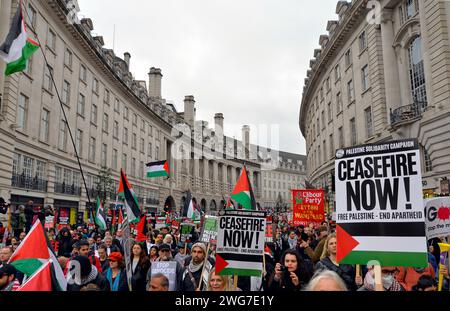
(358, 266, 405, 291)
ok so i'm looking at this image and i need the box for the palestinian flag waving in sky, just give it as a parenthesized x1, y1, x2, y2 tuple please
(231, 166, 257, 210)
(120, 169, 141, 223)
(146, 160, 169, 178)
(95, 197, 107, 230)
(0, 1, 39, 76)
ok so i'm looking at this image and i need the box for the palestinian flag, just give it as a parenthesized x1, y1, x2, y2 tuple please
(136, 215, 148, 242)
(182, 192, 195, 221)
(118, 205, 124, 229)
(8, 220, 49, 276)
(0, 2, 39, 76)
(146, 160, 169, 178)
(121, 169, 141, 223)
(17, 260, 52, 291)
(226, 198, 235, 210)
(231, 166, 257, 210)
(94, 197, 107, 230)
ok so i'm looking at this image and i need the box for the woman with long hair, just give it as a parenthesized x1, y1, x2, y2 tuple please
(149, 245, 159, 262)
(206, 268, 232, 291)
(130, 243, 151, 291)
(270, 249, 312, 291)
(315, 233, 359, 291)
(102, 252, 129, 291)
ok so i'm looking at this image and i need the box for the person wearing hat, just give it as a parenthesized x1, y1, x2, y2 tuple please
(145, 243, 193, 291)
(0, 264, 20, 291)
(299, 225, 329, 264)
(174, 242, 188, 266)
(66, 256, 110, 291)
(183, 242, 215, 291)
(102, 252, 128, 291)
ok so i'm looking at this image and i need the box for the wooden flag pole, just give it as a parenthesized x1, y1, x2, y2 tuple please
(197, 242, 211, 291)
(374, 265, 383, 291)
(234, 275, 238, 291)
(262, 249, 267, 276)
(356, 265, 361, 278)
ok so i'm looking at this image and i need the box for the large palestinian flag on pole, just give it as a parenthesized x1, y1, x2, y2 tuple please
(335, 140, 428, 267)
(231, 166, 257, 210)
(0, 1, 39, 76)
(121, 169, 141, 223)
(146, 160, 169, 178)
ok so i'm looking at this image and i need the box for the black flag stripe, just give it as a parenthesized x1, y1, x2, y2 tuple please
(339, 222, 425, 237)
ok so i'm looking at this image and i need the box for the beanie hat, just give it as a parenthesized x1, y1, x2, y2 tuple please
(192, 242, 207, 255)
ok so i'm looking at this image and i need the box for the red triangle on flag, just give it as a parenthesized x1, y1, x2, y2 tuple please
(336, 224, 360, 263)
(163, 161, 169, 174)
(9, 220, 49, 263)
(215, 254, 229, 274)
(17, 260, 52, 291)
(232, 167, 250, 195)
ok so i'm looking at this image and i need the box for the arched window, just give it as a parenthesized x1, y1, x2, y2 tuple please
(408, 36, 427, 109)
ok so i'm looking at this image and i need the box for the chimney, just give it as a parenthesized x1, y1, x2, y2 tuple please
(148, 67, 163, 98)
(214, 113, 224, 137)
(124, 52, 131, 70)
(242, 125, 250, 160)
(184, 96, 195, 127)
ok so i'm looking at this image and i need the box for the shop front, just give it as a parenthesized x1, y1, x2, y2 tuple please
(54, 199, 79, 230)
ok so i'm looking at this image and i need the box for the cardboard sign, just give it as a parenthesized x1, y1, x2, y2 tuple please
(200, 216, 218, 244)
(335, 139, 427, 268)
(216, 209, 266, 277)
(425, 197, 450, 239)
(58, 208, 69, 225)
(180, 223, 195, 243)
(171, 220, 180, 230)
(292, 190, 325, 226)
(151, 261, 177, 291)
(45, 216, 54, 229)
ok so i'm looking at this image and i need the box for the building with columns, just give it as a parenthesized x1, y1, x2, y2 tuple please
(299, 0, 450, 212)
(0, 0, 306, 225)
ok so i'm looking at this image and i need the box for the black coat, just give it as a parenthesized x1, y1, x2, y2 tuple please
(57, 230, 74, 257)
(315, 257, 357, 291)
(67, 271, 110, 291)
(131, 260, 150, 292)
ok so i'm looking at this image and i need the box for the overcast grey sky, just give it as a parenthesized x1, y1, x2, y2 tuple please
(78, 0, 338, 155)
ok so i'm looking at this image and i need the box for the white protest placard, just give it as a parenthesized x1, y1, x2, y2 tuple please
(335, 139, 427, 268)
(200, 216, 218, 244)
(151, 261, 177, 291)
(425, 197, 450, 239)
(215, 209, 266, 277)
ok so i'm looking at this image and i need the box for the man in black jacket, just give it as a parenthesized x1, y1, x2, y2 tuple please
(183, 242, 215, 291)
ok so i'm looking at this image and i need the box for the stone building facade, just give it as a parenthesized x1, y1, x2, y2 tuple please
(299, 0, 450, 211)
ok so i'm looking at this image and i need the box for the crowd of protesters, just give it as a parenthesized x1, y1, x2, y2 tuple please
(0, 206, 449, 292)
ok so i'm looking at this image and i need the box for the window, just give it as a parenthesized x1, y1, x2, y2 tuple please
(93, 78, 99, 94)
(77, 94, 85, 117)
(27, 4, 36, 28)
(141, 119, 145, 131)
(408, 36, 427, 109)
(102, 113, 109, 133)
(113, 121, 119, 139)
(323, 140, 327, 163)
(334, 65, 341, 82)
(400, 0, 419, 23)
(347, 80, 355, 103)
(338, 126, 344, 148)
(43, 65, 53, 92)
(327, 102, 332, 122)
(325, 77, 331, 92)
(139, 161, 144, 179)
(40, 109, 50, 142)
(101, 144, 107, 167)
(89, 137, 96, 162)
(123, 128, 128, 145)
(75, 129, 83, 156)
(361, 65, 369, 92)
(336, 92, 343, 113)
(133, 113, 138, 124)
(148, 143, 152, 158)
(132, 133, 137, 149)
(316, 118, 320, 136)
(64, 49, 72, 68)
(149, 125, 153, 136)
(155, 146, 159, 159)
(350, 118, 357, 145)
(80, 65, 87, 82)
(318, 145, 321, 167)
(140, 138, 145, 153)
(424, 147, 433, 172)
(104, 89, 110, 105)
(91, 104, 97, 125)
(124, 107, 129, 120)
(345, 49, 352, 67)
(365, 107, 374, 138)
(47, 28, 56, 51)
(17, 94, 28, 130)
(122, 153, 128, 171)
(359, 31, 367, 52)
(58, 119, 67, 151)
(319, 88, 324, 102)
(131, 158, 136, 177)
(329, 134, 334, 159)
(62, 81, 70, 106)
(321, 111, 325, 129)
(114, 99, 120, 113)
(112, 149, 118, 170)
